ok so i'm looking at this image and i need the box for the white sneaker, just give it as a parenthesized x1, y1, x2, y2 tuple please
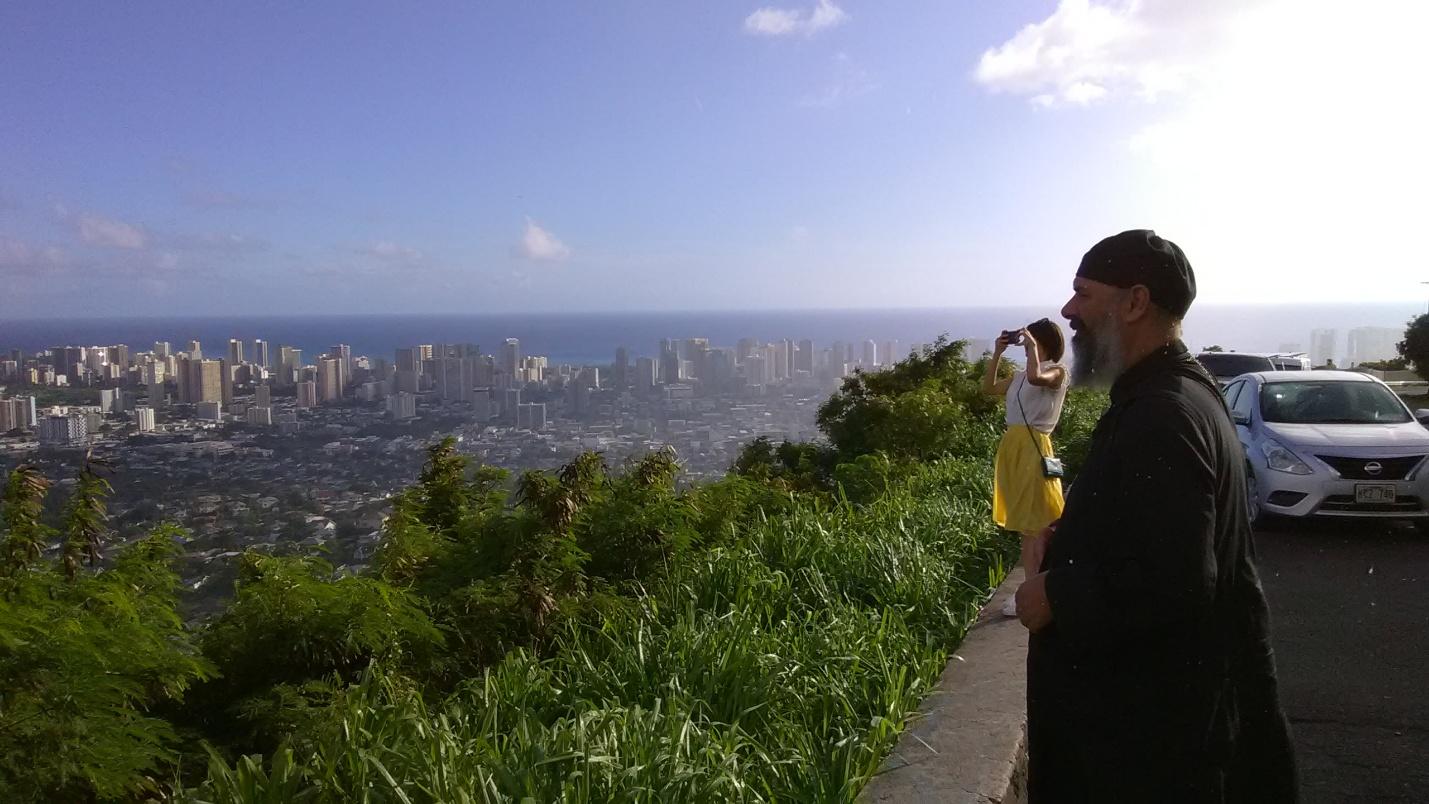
(1000, 595, 1018, 617)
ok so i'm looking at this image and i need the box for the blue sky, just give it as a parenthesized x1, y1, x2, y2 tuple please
(2, 1, 1426, 317)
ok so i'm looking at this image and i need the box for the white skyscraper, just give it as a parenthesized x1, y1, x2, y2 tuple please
(135, 406, 156, 432)
(502, 339, 522, 383)
(1347, 327, 1402, 367)
(1310, 329, 1337, 368)
(387, 392, 417, 420)
(39, 414, 88, 446)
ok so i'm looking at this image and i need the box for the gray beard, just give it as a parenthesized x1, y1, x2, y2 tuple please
(1070, 321, 1126, 389)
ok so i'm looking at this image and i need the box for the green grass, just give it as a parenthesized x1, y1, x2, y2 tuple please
(184, 457, 1013, 803)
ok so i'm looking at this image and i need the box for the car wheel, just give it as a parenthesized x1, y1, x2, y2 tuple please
(1246, 466, 1266, 528)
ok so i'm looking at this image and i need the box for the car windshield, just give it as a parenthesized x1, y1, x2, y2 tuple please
(1197, 353, 1274, 378)
(1260, 381, 1412, 424)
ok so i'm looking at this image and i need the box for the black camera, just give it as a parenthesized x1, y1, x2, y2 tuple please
(1001, 329, 1023, 346)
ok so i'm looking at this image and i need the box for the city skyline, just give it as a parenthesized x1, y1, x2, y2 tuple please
(3, 1, 1426, 318)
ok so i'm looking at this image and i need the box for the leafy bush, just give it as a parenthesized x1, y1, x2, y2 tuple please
(0, 464, 211, 802)
(183, 458, 1012, 803)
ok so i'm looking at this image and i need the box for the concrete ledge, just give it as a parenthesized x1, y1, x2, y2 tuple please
(859, 567, 1029, 804)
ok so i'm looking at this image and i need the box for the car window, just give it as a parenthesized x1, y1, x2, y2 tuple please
(1232, 381, 1256, 422)
(1196, 353, 1276, 378)
(1260, 381, 1412, 424)
(1223, 380, 1243, 410)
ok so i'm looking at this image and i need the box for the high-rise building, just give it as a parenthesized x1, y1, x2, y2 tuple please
(296, 381, 317, 408)
(1310, 329, 1338, 368)
(503, 388, 521, 422)
(395, 347, 421, 393)
(196, 360, 223, 403)
(107, 345, 130, 370)
(246, 407, 273, 426)
(660, 339, 681, 384)
(317, 357, 342, 403)
(708, 348, 736, 393)
(635, 357, 657, 395)
(187, 341, 202, 360)
(472, 388, 492, 421)
(330, 345, 351, 390)
(276, 346, 302, 385)
(228, 339, 244, 365)
(516, 402, 546, 431)
(737, 338, 759, 365)
(745, 354, 768, 386)
(153, 341, 171, 359)
(614, 347, 629, 390)
(255, 384, 272, 407)
(501, 339, 521, 382)
(863, 340, 878, 367)
(0, 397, 37, 431)
(39, 414, 88, 446)
(883, 341, 900, 368)
(387, 392, 417, 420)
(135, 406, 156, 432)
(796, 339, 815, 374)
(1347, 327, 1401, 367)
(252, 339, 270, 369)
(195, 401, 223, 421)
(219, 359, 234, 405)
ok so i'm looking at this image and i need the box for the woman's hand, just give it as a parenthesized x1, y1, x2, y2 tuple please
(993, 331, 1013, 352)
(1019, 328, 1036, 354)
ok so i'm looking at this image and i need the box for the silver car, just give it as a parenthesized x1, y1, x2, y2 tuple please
(1225, 370, 1429, 531)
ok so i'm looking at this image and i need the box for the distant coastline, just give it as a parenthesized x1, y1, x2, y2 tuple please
(1, 304, 1417, 367)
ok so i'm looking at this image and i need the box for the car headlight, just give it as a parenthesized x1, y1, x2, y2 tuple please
(1261, 439, 1313, 475)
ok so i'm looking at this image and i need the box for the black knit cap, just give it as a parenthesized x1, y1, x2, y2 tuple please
(1076, 229, 1196, 318)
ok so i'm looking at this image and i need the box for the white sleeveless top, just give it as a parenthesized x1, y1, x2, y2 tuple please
(1005, 361, 1068, 434)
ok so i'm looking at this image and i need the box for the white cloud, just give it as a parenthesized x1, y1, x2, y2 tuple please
(744, 0, 847, 37)
(76, 213, 147, 249)
(517, 218, 571, 262)
(361, 240, 425, 263)
(974, 0, 1250, 107)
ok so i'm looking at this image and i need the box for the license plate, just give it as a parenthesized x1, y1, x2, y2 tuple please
(1355, 484, 1397, 504)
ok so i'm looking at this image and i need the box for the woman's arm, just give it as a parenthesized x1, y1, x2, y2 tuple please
(982, 333, 1015, 397)
(1022, 331, 1067, 388)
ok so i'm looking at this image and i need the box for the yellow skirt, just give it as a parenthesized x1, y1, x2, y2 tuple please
(993, 428, 1065, 534)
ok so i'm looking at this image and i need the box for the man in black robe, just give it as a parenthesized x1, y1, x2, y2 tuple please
(1014, 230, 1298, 802)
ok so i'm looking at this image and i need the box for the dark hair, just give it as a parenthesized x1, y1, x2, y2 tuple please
(1026, 318, 1064, 362)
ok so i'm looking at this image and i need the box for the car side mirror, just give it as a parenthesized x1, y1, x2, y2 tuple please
(1231, 411, 1251, 426)
(1416, 408, 1429, 426)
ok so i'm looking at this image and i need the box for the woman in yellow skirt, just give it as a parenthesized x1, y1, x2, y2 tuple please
(982, 318, 1068, 616)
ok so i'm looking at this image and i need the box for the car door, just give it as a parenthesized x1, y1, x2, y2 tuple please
(1223, 380, 1251, 450)
(1228, 379, 1257, 457)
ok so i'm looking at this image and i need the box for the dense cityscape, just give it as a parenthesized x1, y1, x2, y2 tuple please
(0, 331, 970, 610)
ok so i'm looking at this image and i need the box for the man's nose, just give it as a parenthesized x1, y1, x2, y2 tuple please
(1059, 297, 1075, 321)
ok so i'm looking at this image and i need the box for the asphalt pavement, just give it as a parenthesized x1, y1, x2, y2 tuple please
(1255, 517, 1429, 803)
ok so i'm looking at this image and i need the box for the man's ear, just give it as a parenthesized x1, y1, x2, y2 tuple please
(1123, 285, 1154, 323)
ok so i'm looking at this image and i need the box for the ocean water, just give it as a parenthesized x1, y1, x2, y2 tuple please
(0, 304, 1418, 367)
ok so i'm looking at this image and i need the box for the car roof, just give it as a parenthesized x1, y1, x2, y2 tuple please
(1245, 370, 1377, 383)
